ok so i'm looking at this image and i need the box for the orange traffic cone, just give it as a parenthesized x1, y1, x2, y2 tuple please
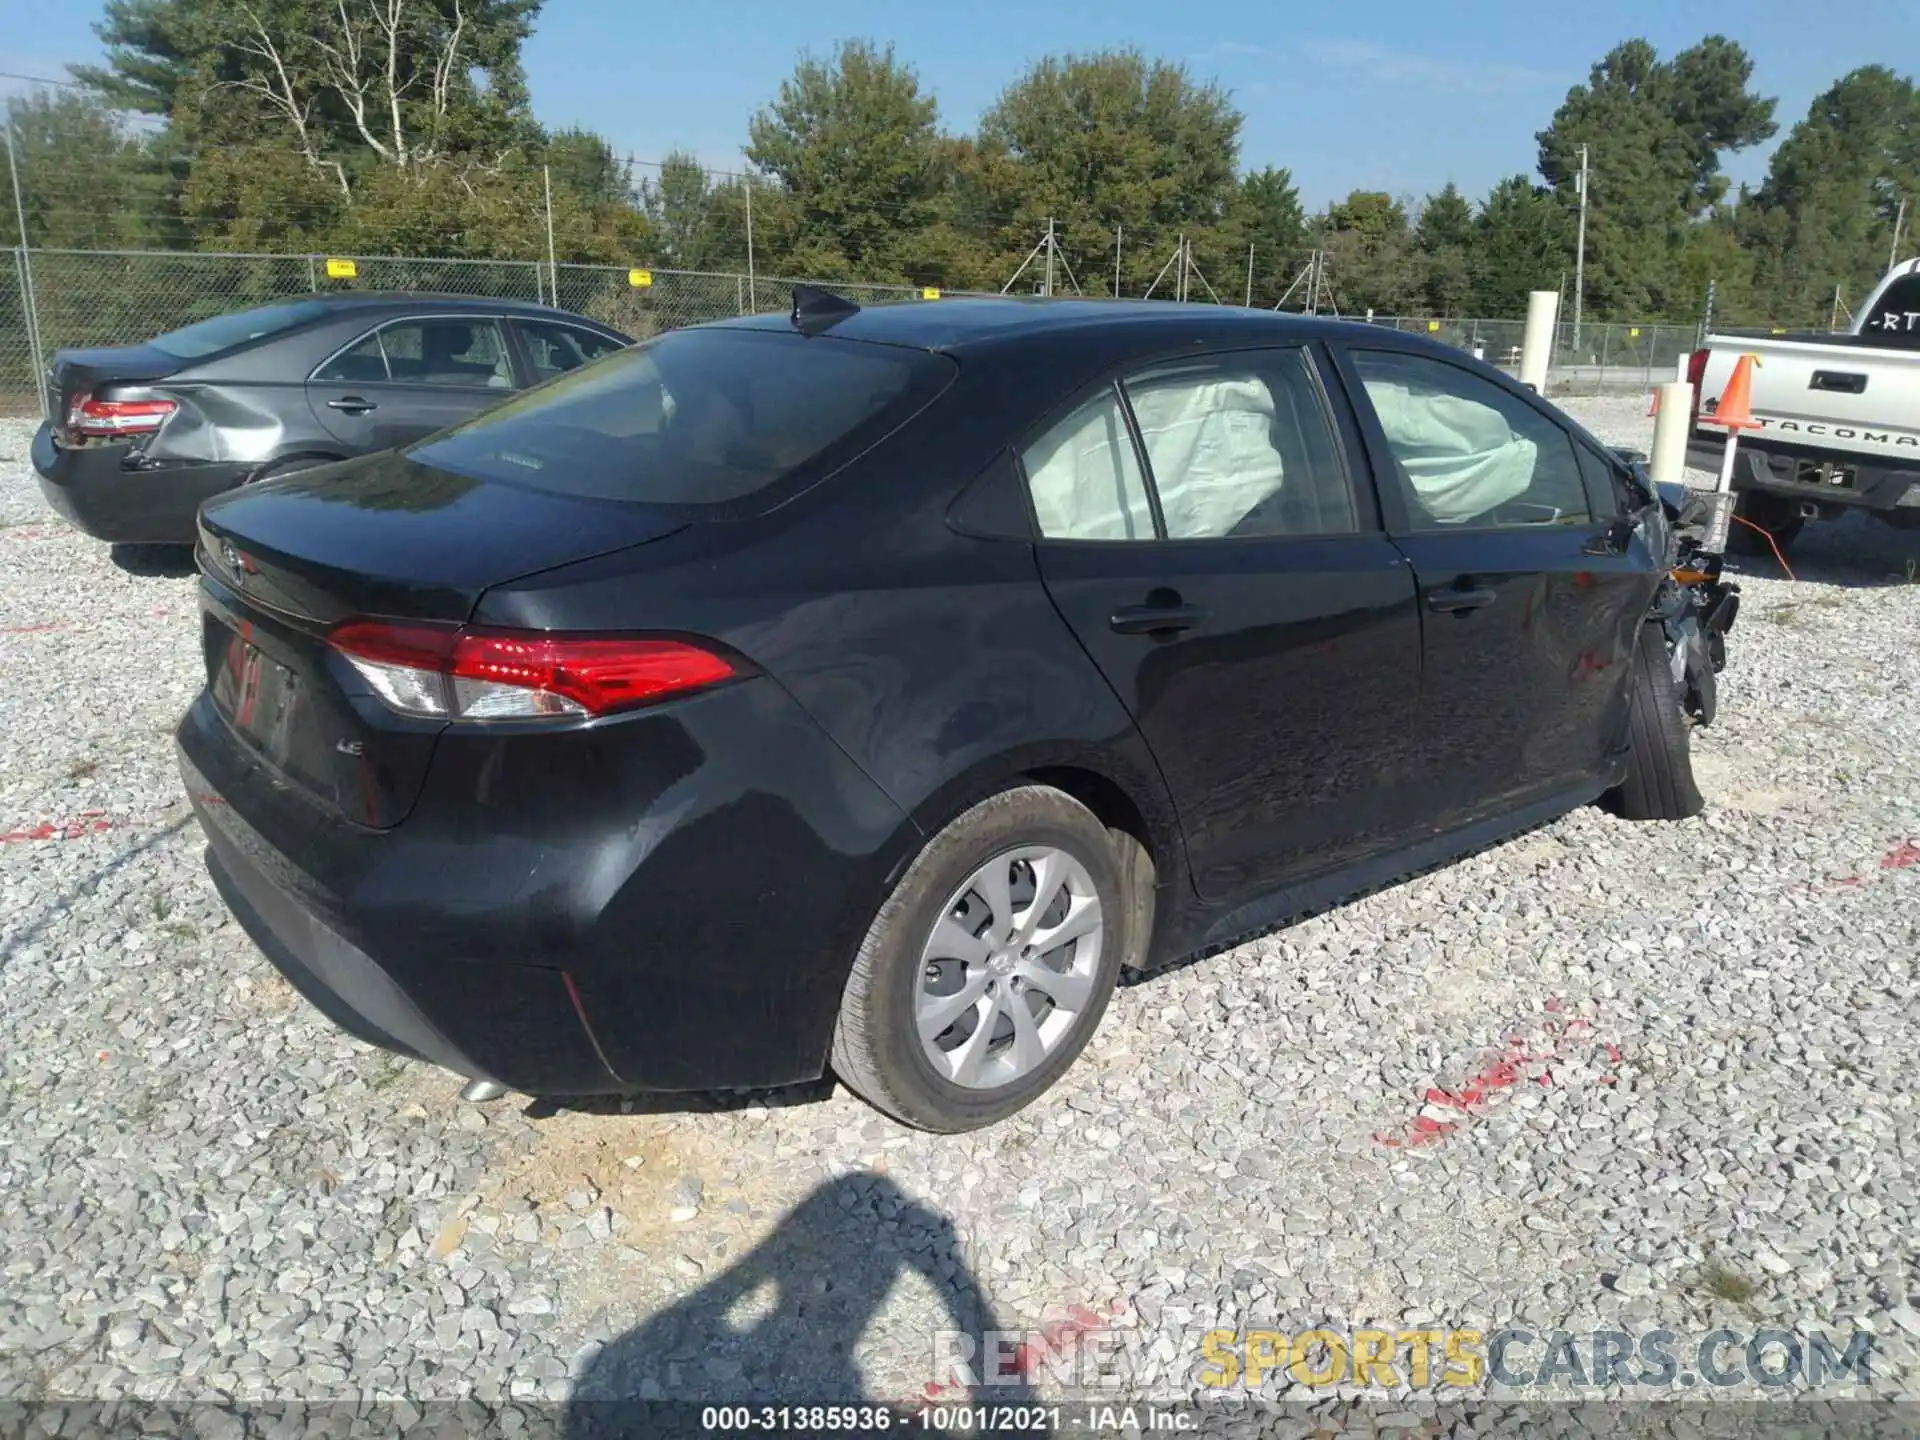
(1701, 353, 1763, 431)
(1647, 389, 1660, 416)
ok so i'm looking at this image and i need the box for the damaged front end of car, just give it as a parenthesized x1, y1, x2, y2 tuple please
(1644, 469, 1740, 727)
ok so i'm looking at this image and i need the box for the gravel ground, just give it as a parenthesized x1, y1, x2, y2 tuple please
(1, 397, 1916, 1418)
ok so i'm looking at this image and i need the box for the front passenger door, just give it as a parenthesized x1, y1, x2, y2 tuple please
(1336, 346, 1658, 827)
(308, 318, 518, 452)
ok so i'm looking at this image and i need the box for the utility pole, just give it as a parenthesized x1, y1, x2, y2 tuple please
(4, 124, 45, 419)
(1573, 143, 1589, 352)
(542, 165, 559, 310)
(1114, 225, 1122, 297)
(745, 175, 756, 311)
(1043, 217, 1056, 298)
(1245, 243, 1255, 307)
(1890, 195, 1908, 273)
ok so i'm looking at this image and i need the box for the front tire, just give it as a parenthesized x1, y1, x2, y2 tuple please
(830, 786, 1126, 1132)
(1605, 623, 1705, 821)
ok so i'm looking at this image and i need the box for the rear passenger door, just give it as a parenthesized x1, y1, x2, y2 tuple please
(307, 317, 518, 451)
(1333, 346, 1658, 827)
(1024, 345, 1426, 903)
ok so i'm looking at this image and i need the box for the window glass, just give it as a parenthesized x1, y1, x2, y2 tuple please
(1020, 385, 1155, 540)
(410, 327, 951, 506)
(1122, 350, 1353, 539)
(312, 332, 388, 385)
(150, 299, 330, 360)
(521, 321, 625, 383)
(1350, 350, 1591, 529)
(1862, 276, 1920, 345)
(379, 320, 514, 388)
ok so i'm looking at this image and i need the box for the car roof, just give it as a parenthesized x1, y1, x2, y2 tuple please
(710, 295, 1441, 359)
(302, 292, 581, 319)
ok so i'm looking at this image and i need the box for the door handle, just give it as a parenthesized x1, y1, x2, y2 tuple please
(327, 396, 377, 414)
(1109, 602, 1209, 635)
(1425, 585, 1497, 614)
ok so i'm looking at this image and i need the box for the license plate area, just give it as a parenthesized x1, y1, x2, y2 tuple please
(1793, 458, 1856, 489)
(198, 580, 445, 829)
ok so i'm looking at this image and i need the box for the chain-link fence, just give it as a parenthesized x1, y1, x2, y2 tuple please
(1355, 315, 1702, 395)
(1, 244, 1697, 418)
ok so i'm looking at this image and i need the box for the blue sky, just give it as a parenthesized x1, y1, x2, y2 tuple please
(3, 0, 1916, 207)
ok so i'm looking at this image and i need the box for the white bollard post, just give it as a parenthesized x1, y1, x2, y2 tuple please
(1519, 290, 1559, 392)
(1648, 381, 1693, 487)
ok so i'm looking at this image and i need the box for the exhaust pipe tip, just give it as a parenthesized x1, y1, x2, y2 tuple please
(459, 1078, 510, 1103)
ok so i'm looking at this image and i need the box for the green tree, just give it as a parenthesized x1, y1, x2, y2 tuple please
(1, 90, 168, 248)
(1471, 175, 1570, 317)
(1537, 36, 1774, 318)
(639, 151, 753, 271)
(1741, 67, 1920, 325)
(1232, 166, 1305, 306)
(1415, 182, 1475, 315)
(974, 50, 1240, 296)
(1318, 190, 1420, 314)
(745, 40, 948, 283)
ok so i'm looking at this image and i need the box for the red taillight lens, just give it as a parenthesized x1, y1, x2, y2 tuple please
(67, 394, 178, 438)
(326, 620, 735, 721)
(1685, 349, 1710, 425)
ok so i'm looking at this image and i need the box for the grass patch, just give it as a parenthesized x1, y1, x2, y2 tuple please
(1696, 1263, 1758, 1307)
(1765, 605, 1802, 627)
(65, 757, 99, 780)
(368, 1058, 408, 1091)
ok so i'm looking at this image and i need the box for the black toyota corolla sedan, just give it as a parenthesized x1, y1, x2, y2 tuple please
(33, 293, 629, 544)
(177, 292, 1735, 1132)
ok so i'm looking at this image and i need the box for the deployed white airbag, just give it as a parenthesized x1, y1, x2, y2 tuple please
(1127, 377, 1286, 538)
(1366, 380, 1536, 523)
(1024, 397, 1154, 540)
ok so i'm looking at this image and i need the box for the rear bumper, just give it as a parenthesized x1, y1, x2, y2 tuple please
(1686, 433, 1920, 512)
(33, 422, 248, 543)
(178, 674, 917, 1096)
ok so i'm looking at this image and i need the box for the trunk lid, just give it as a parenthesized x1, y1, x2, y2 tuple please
(48, 344, 183, 442)
(195, 449, 689, 828)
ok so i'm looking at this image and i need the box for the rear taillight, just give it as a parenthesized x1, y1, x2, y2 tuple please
(1685, 349, 1710, 425)
(67, 394, 178, 439)
(327, 620, 737, 721)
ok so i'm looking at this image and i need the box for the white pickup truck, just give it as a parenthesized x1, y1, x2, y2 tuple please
(1689, 258, 1920, 553)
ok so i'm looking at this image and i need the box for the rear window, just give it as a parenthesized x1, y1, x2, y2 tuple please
(1862, 276, 1920, 345)
(150, 300, 332, 359)
(408, 327, 952, 506)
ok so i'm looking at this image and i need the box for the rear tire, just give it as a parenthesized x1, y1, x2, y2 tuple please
(830, 786, 1126, 1132)
(1727, 491, 1803, 556)
(1605, 623, 1705, 821)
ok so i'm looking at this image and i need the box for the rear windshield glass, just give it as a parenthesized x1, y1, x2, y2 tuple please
(150, 300, 332, 359)
(408, 327, 953, 506)
(1862, 276, 1920, 345)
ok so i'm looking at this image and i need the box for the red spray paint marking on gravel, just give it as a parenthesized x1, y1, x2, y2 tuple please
(1881, 839, 1920, 871)
(1374, 1003, 1619, 1150)
(0, 622, 63, 635)
(919, 1299, 1125, 1399)
(1, 812, 114, 843)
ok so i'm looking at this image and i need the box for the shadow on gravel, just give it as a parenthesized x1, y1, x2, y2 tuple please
(1721, 512, 1920, 589)
(108, 542, 197, 578)
(522, 1080, 839, 1124)
(566, 1173, 1032, 1437)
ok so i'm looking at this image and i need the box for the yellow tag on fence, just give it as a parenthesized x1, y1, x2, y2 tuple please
(921, 287, 941, 300)
(324, 258, 357, 279)
(1630, 327, 1640, 339)
(1427, 320, 1440, 332)
(628, 269, 654, 288)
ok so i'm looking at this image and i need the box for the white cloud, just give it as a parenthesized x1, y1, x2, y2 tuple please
(1307, 39, 1559, 95)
